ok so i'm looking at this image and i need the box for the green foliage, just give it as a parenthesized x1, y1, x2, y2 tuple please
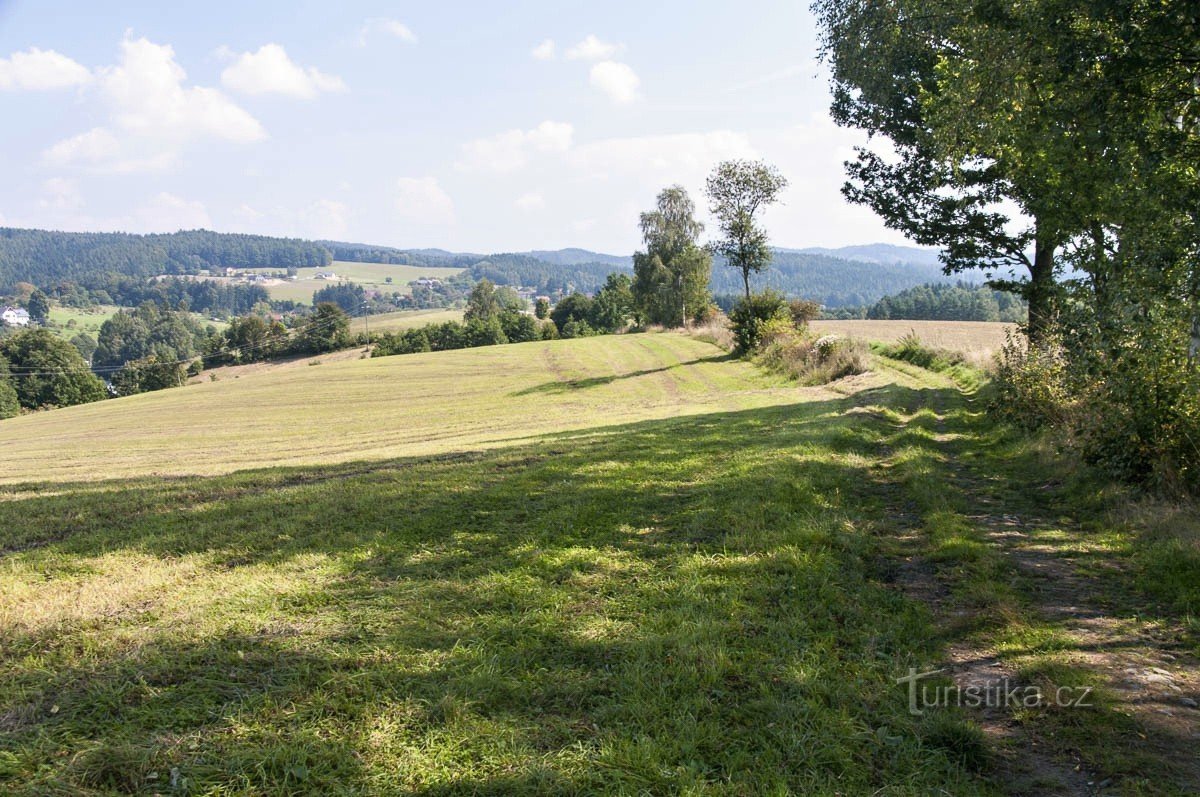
(869, 283, 1027, 322)
(93, 303, 206, 372)
(463, 278, 523, 324)
(110, 356, 188, 397)
(0, 227, 330, 289)
(788, 298, 822, 327)
(0, 356, 18, 419)
(728, 290, 789, 352)
(988, 332, 1074, 432)
(632, 186, 713, 326)
(312, 282, 365, 314)
(0, 328, 106, 410)
(590, 273, 635, 332)
(205, 315, 288, 367)
(534, 297, 550, 319)
(68, 332, 96, 364)
(753, 319, 870, 385)
(26, 290, 49, 324)
(296, 303, 352, 354)
(549, 293, 593, 334)
(705, 160, 788, 297)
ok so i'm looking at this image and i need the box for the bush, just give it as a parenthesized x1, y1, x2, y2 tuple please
(755, 321, 870, 385)
(988, 331, 1074, 431)
(788, 298, 822, 328)
(729, 290, 790, 352)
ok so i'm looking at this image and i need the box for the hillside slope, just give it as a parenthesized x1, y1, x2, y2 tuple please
(0, 333, 865, 484)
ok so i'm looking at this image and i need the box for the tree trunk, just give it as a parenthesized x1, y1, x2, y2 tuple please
(742, 269, 751, 299)
(1026, 233, 1057, 345)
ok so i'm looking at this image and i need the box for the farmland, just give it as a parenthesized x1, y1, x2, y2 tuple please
(1, 330, 1197, 794)
(235, 261, 464, 304)
(811, 319, 1013, 362)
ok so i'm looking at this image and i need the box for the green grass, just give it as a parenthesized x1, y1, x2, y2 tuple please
(237, 262, 464, 304)
(1, 332, 1195, 793)
(0, 333, 836, 484)
(41, 304, 122, 341)
(369, 308, 464, 333)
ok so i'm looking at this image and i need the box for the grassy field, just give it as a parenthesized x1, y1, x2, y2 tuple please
(0, 333, 843, 484)
(236, 262, 464, 304)
(41, 305, 229, 341)
(42, 304, 121, 340)
(1, 332, 1196, 794)
(368, 308, 463, 333)
(811, 319, 1013, 364)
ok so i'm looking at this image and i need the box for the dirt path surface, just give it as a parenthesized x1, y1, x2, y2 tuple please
(875, 365, 1200, 796)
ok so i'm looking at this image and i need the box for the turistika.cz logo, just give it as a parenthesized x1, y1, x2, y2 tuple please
(896, 667, 1094, 716)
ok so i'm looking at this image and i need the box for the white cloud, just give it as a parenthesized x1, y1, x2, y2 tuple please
(590, 61, 640, 104)
(570, 130, 757, 184)
(0, 47, 92, 90)
(43, 35, 266, 173)
(299, 199, 350, 239)
(220, 44, 345, 99)
(566, 35, 620, 61)
(515, 192, 545, 211)
(531, 39, 556, 61)
(129, 192, 212, 232)
(38, 178, 83, 210)
(43, 128, 120, 167)
(359, 18, 417, 46)
(396, 177, 454, 225)
(456, 120, 574, 173)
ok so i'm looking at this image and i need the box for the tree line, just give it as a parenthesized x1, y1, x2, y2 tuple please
(815, 0, 1200, 491)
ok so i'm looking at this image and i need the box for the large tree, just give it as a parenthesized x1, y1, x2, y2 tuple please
(0, 329, 106, 410)
(704, 160, 788, 299)
(632, 186, 712, 325)
(812, 0, 1075, 341)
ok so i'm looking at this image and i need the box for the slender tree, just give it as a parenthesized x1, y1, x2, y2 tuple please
(632, 186, 712, 325)
(704, 160, 788, 299)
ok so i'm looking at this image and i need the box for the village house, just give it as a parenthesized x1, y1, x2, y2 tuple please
(1, 306, 31, 327)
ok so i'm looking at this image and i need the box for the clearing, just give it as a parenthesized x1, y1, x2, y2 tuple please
(0, 331, 1196, 795)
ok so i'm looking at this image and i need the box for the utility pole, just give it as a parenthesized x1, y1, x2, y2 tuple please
(363, 300, 370, 352)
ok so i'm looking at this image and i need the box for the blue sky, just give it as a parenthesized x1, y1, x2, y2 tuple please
(0, 0, 907, 254)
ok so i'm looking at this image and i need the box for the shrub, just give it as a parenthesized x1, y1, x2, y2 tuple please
(755, 324, 870, 385)
(788, 298, 822, 328)
(988, 331, 1074, 431)
(729, 290, 789, 352)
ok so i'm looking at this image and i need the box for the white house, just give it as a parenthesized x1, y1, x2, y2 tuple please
(315, 271, 338, 280)
(1, 306, 31, 327)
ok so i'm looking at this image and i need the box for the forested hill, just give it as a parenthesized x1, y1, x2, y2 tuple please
(1, 226, 959, 309)
(711, 250, 956, 307)
(0, 228, 330, 286)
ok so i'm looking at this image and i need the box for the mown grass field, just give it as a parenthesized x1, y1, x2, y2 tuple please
(1, 331, 1196, 795)
(368, 308, 463, 333)
(0, 333, 841, 484)
(811, 319, 1013, 364)
(238, 262, 464, 304)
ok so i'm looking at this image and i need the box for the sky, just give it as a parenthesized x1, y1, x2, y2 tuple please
(0, 0, 912, 255)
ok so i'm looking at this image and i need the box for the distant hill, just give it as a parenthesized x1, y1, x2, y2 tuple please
(0, 227, 967, 310)
(521, 249, 632, 268)
(793, 243, 944, 269)
(0, 227, 330, 287)
(713, 250, 956, 307)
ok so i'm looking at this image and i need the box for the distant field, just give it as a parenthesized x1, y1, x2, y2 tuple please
(42, 305, 228, 340)
(236, 262, 464, 304)
(43, 304, 120, 339)
(0, 332, 864, 484)
(368, 308, 463, 332)
(811, 319, 1013, 361)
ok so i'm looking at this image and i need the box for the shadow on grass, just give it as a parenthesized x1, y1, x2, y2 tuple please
(0, 382, 1061, 794)
(509, 353, 737, 397)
